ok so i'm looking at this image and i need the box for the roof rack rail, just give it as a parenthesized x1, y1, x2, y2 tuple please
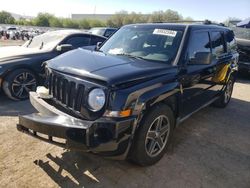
(151, 20, 226, 26)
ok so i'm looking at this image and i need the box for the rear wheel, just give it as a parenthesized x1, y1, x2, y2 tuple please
(3, 69, 37, 100)
(213, 77, 234, 108)
(129, 104, 175, 166)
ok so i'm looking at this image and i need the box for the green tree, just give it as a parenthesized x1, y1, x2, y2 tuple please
(0, 11, 15, 24)
(223, 17, 241, 27)
(88, 19, 104, 28)
(49, 17, 63, 28)
(149, 9, 182, 22)
(149, 10, 166, 22)
(78, 19, 90, 29)
(62, 18, 79, 28)
(164, 9, 182, 21)
(33, 13, 53, 27)
(107, 10, 128, 27)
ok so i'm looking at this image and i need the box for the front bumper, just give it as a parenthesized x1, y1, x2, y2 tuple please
(17, 92, 136, 158)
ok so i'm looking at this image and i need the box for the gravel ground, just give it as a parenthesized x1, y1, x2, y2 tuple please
(0, 77, 250, 188)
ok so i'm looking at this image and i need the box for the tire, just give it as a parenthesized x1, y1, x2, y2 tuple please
(213, 77, 235, 108)
(129, 104, 175, 166)
(3, 69, 37, 100)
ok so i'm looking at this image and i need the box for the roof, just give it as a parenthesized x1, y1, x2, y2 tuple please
(46, 29, 85, 35)
(41, 29, 107, 39)
(124, 23, 229, 31)
(90, 27, 117, 30)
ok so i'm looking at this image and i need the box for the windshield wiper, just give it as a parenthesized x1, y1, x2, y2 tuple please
(115, 53, 146, 60)
(26, 38, 33, 47)
(39, 42, 44, 50)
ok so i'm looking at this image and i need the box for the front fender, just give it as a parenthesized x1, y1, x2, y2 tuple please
(133, 81, 180, 116)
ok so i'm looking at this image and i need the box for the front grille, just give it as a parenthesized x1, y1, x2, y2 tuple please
(48, 72, 85, 112)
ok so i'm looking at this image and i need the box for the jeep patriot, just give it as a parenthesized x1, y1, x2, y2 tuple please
(17, 23, 239, 166)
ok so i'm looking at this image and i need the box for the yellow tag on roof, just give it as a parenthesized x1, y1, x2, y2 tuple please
(153, 29, 177, 37)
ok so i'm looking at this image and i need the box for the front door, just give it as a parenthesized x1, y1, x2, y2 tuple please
(179, 30, 219, 118)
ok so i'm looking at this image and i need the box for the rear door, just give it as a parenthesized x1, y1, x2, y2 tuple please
(209, 30, 229, 91)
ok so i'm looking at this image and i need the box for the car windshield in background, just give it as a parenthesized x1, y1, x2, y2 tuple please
(23, 32, 65, 50)
(100, 26, 183, 63)
(89, 28, 105, 36)
(231, 27, 250, 40)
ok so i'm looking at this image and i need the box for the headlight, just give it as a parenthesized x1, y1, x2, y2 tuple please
(88, 88, 105, 111)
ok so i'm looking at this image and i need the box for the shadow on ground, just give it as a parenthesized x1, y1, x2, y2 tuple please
(0, 93, 35, 116)
(33, 97, 250, 188)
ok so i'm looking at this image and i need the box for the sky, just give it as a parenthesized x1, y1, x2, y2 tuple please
(0, 0, 249, 22)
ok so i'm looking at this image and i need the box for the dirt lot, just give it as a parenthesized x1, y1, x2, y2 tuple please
(0, 77, 249, 188)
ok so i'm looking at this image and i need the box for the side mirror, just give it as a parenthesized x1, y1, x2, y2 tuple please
(56, 44, 73, 52)
(95, 42, 103, 51)
(189, 52, 212, 65)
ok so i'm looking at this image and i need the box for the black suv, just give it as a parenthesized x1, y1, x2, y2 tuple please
(17, 23, 238, 166)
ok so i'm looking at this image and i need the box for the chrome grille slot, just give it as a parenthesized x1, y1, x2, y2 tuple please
(75, 85, 85, 111)
(68, 82, 76, 108)
(56, 77, 62, 101)
(48, 72, 86, 113)
(61, 79, 68, 104)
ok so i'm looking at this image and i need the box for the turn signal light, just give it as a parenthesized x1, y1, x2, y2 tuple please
(104, 109, 132, 117)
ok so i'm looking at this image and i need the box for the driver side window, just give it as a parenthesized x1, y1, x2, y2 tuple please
(188, 31, 212, 65)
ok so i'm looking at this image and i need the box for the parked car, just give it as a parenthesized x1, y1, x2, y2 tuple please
(17, 23, 238, 166)
(0, 30, 107, 100)
(236, 38, 250, 74)
(89, 27, 118, 38)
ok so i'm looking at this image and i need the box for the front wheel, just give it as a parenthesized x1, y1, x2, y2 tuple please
(3, 69, 37, 100)
(129, 104, 175, 166)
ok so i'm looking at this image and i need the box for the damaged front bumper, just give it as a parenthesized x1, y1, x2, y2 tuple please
(17, 92, 136, 159)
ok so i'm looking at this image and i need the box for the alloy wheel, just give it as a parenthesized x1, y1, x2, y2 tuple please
(11, 72, 37, 99)
(145, 115, 170, 158)
(224, 79, 233, 103)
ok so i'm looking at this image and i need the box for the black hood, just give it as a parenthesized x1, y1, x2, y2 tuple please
(47, 48, 174, 86)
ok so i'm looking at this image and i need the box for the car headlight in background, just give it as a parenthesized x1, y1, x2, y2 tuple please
(88, 88, 105, 111)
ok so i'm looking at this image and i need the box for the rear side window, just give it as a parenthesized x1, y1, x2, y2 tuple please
(65, 36, 91, 48)
(210, 31, 226, 57)
(225, 30, 237, 52)
(188, 31, 211, 64)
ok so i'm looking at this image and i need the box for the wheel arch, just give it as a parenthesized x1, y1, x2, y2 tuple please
(2, 65, 39, 82)
(134, 82, 180, 129)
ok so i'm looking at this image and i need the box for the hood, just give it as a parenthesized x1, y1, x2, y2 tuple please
(0, 46, 47, 63)
(47, 48, 175, 86)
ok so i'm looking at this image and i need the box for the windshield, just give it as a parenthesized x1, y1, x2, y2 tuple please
(22, 31, 65, 50)
(100, 26, 183, 63)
